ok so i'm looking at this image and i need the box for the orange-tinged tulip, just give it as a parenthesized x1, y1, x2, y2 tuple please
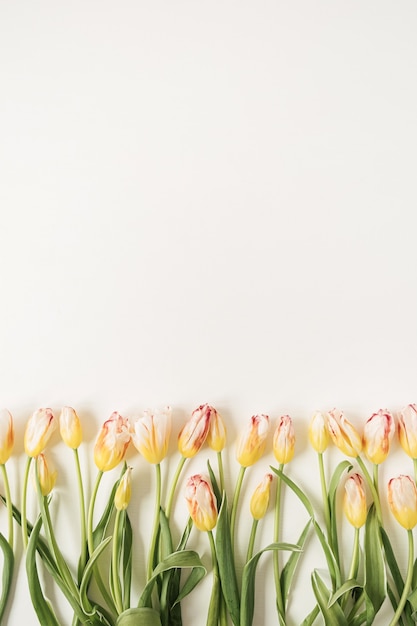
(185, 474, 217, 531)
(398, 404, 417, 459)
(273, 415, 295, 465)
(206, 406, 226, 452)
(250, 473, 273, 520)
(93, 412, 131, 472)
(24, 408, 56, 457)
(178, 404, 211, 458)
(308, 411, 329, 453)
(131, 406, 172, 464)
(59, 406, 82, 449)
(0, 409, 14, 465)
(115, 467, 132, 511)
(236, 414, 270, 467)
(388, 475, 417, 530)
(327, 408, 362, 458)
(363, 409, 395, 464)
(343, 473, 367, 528)
(35, 453, 57, 497)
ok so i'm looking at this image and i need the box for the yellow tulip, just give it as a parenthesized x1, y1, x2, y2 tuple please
(250, 473, 273, 520)
(327, 408, 362, 458)
(59, 406, 83, 449)
(343, 473, 367, 528)
(24, 408, 56, 458)
(273, 415, 295, 465)
(178, 404, 211, 458)
(206, 406, 226, 452)
(131, 406, 171, 464)
(236, 414, 270, 467)
(363, 409, 394, 464)
(185, 474, 217, 531)
(115, 467, 132, 511)
(0, 409, 14, 465)
(308, 411, 329, 453)
(35, 453, 57, 497)
(93, 412, 131, 472)
(388, 475, 417, 530)
(398, 404, 417, 459)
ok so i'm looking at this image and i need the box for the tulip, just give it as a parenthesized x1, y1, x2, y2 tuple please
(398, 404, 417, 459)
(93, 412, 131, 472)
(273, 415, 295, 465)
(327, 408, 362, 457)
(250, 473, 273, 520)
(236, 414, 270, 467)
(185, 474, 218, 531)
(363, 409, 395, 465)
(177, 404, 212, 458)
(0, 409, 14, 465)
(308, 411, 329, 454)
(206, 407, 227, 452)
(115, 467, 132, 511)
(343, 473, 367, 528)
(131, 406, 172, 464)
(59, 406, 82, 449)
(24, 408, 56, 457)
(388, 475, 417, 530)
(35, 453, 57, 497)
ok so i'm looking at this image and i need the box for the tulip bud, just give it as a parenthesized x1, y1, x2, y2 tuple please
(0, 409, 14, 465)
(93, 412, 131, 472)
(327, 408, 362, 458)
(59, 406, 83, 449)
(236, 414, 270, 468)
(273, 415, 295, 465)
(398, 404, 417, 459)
(206, 407, 226, 452)
(35, 453, 57, 496)
(131, 406, 172, 464)
(308, 411, 329, 453)
(178, 404, 211, 458)
(185, 474, 218, 531)
(115, 467, 132, 511)
(250, 473, 273, 520)
(24, 408, 56, 458)
(388, 475, 417, 530)
(363, 409, 395, 464)
(343, 473, 367, 528)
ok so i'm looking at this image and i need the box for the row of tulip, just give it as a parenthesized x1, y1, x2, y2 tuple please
(1, 404, 417, 625)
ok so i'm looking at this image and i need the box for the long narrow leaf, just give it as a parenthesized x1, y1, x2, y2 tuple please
(79, 537, 113, 615)
(300, 604, 320, 625)
(116, 607, 162, 626)
(0, 533, 14, 622)
(311, 570, 348, 626)
(364, 505, 385, 623)
(215, 494, 240, 626)
(328, 461, 352, 564)
(280, 519, 311, 600)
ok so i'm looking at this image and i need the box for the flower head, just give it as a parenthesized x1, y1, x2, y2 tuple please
(24, 408, 56, 458)
(35, 453, 57, 497)
(327, 408, 362, 458)
(236, 414, 270, 467)
(131, 406, 172, 464)
(178, 404, 212, 458)
(398, 404, 417, 459)
(185, 474, 218, 531)
(343, 473, 367, 528)
(206, 407, 226, 452)
(308, 411, 329, 453)
(250, 473, 273, 520)
(115, 467, 132, 511)
(59, 406, 82, 449)
(93, 412, 131, 472)
(363, 409, 395, 464)
(0, 409, 14, 465)
(273, 415, 295, 465)
(388, 475, 417, 530)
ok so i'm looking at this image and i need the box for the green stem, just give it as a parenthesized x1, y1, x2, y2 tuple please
(111, 509, 124, 614)
(347, 527, 360, 581)
(165, 456, 186, 520)
(73, 448, 87, 572)
(356, 456, 382, 524)
(246, 519, 258, 562)
(147, 463, 161, 581)
(207, 529, 225, 626)
(21, 456, 33, 549)
(388, 529, 414, 626)
(373, 463, 379, 497)
(1, 464, 13, 548)
(273, 463, 285, 621)
(217, 451, 225, 495)
(318, 452, 331, 549)
(230, 465, 246, 548)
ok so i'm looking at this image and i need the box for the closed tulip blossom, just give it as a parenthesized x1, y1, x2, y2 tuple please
(327, 408, 362, 458)
(24, 408, 56, 458)
(115, 467, 132, 511)
(60, 406, 83, 449)
(363, 409, 395, 465)
(206, 407, 227, 452)
(388, 475, 417, 530)
(343, 473, 367, 528)
(185, 474, 218, 531)
(273, 415, 295, 465)
(131, 406, 172, 464)
(177, 404, 212, 458)
(93, 412, 131, 472)
(308, 411, 329, 454)
(0, 409, 14, 465)
(236, 414, 270, 468)
(398, 404, 417, 459)
(250, 473, 273, 520)
(35, 453, 57, 497)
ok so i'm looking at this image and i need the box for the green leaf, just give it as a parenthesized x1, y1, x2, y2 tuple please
(300, 604, 320, 625)
(0, 533, 14, 622)
(328, 578, 362, 607)
(280, 519, 311, 600)
(207, 460, 222, 508)
(122, 513, 133, 610)
(215, 494, 240, 626)
(116, 607, 162, 626)
(328, 461, 352, 564)
(311, 570, 348, 626)
(79, 536, 113, 615)
(364, 505, 385, 623)
(241, 542, 301, 626)
(270, 467, 315, 518)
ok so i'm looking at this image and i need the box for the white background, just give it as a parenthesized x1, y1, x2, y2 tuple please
(1, 1, 417, 624)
